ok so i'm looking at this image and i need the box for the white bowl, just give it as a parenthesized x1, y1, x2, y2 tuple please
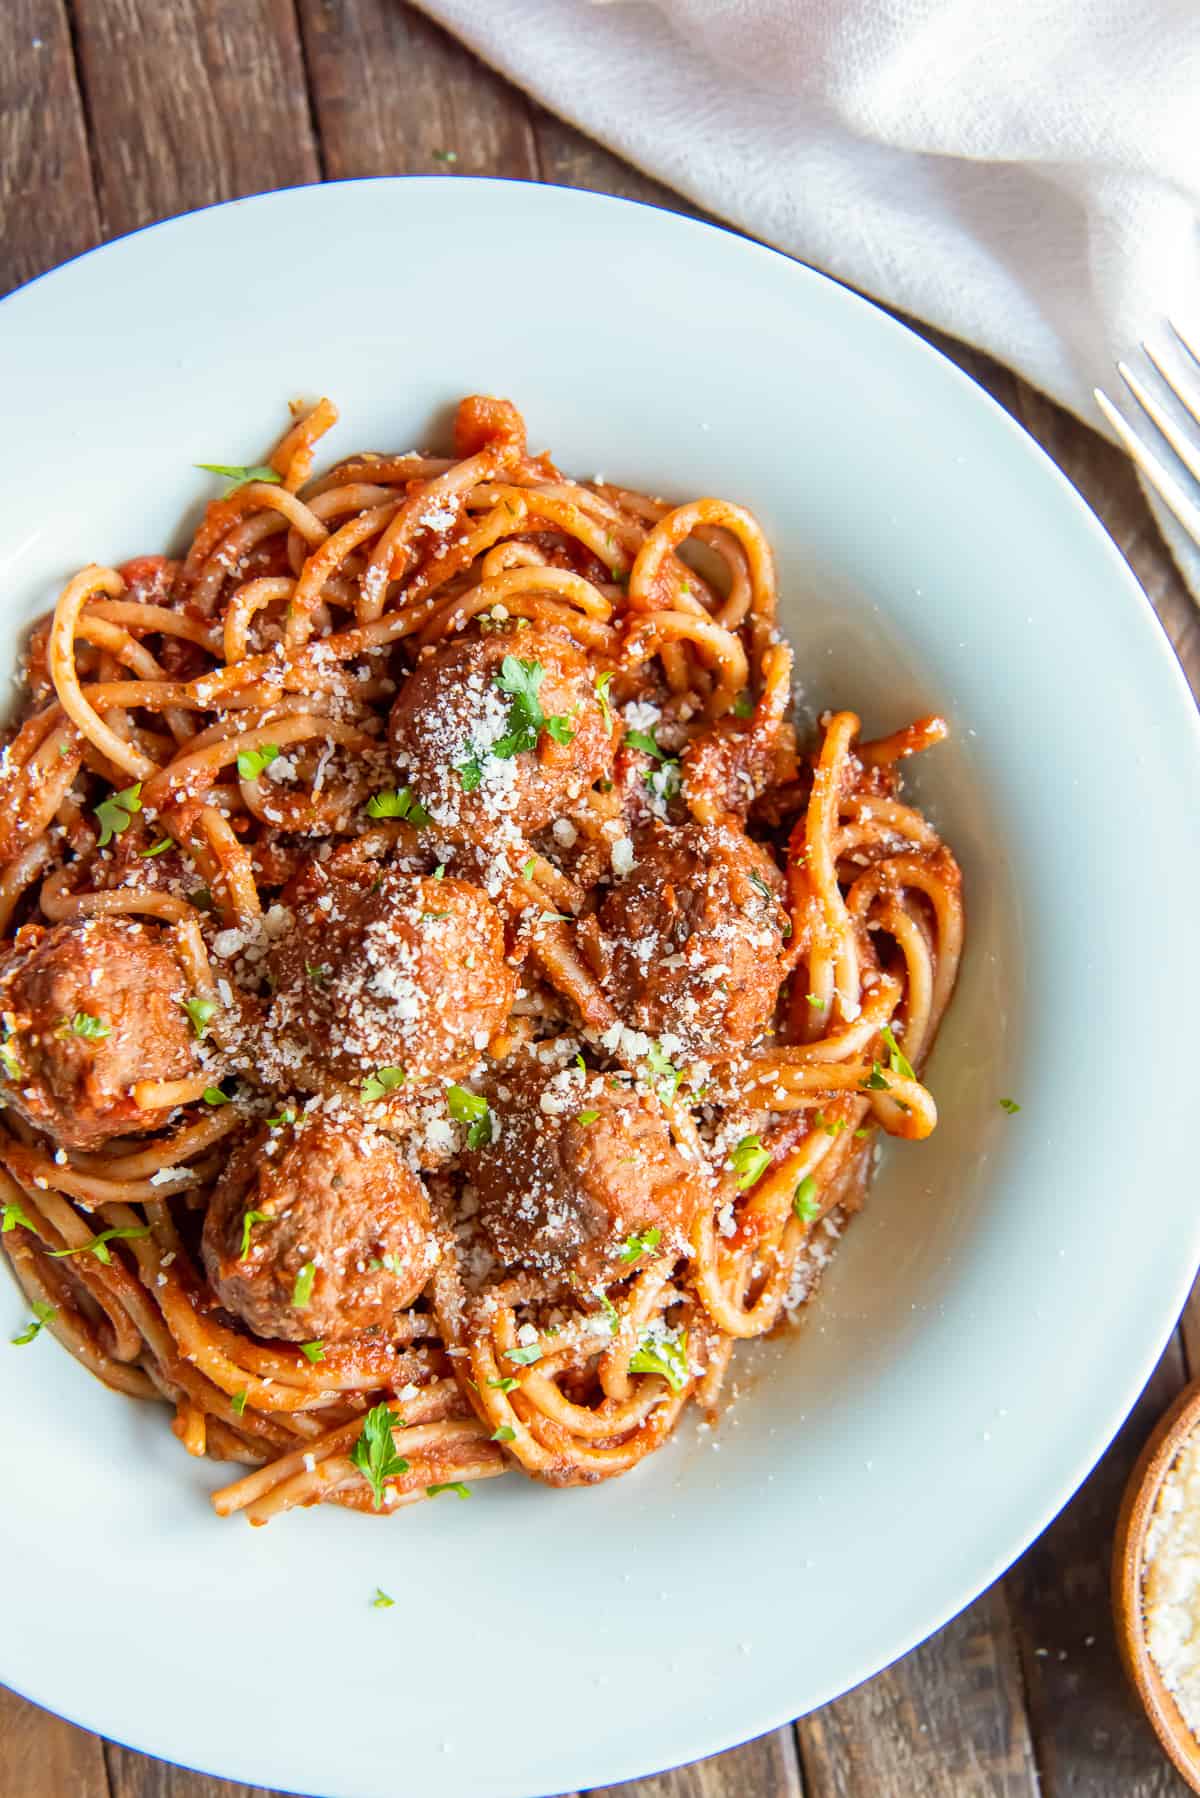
(1, 179, 1197, 1798)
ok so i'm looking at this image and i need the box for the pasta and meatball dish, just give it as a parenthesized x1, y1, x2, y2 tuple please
(0, 396, 962, 1522)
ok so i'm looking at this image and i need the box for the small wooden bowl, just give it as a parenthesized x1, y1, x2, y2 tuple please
(1113, 1380, 1200, 1794)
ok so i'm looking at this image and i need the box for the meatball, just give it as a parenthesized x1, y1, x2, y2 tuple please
(597, 822, 790, 1058)
(0, 918, 200, 1148)
(267, 863, 515, 1085)
(389, 629, 615, 839)
(202, 1111, 433, 1343)
(465, 1065, 705, 1286)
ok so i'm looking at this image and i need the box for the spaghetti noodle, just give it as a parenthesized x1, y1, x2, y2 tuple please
(0, 396, 963, 1523)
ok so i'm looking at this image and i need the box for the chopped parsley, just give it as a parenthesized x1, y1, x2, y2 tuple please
(188, 886, 214, 912)
(94, 782, 142, 846)
(625, 726, 665, 759)
(644, 1042, 681, 1103)
(299, 1340, 325, 1363)
(140, 836, 174, 857)
(447, 1085, 492, 1149)
(1000, 1098, 1021, 1115)
(880, 1024, 915, 1081)
(645, 759, 682, 804)
(433, 864, 445, 880)
(195, 462, 282, 495)
(629, 1329, 689, 1393)
(793, 1176, 820, 1223)
(859, 1062, 891, 1092)
(486, 655, 575, 759)
(2, 1199, 37, 1234)
(506, 1343, 542, 1366)
(487, 1375, 518, 1392)
(231, 1388, 248, 1416)
(239, 1209, 270, 1259)
(594, 671, 614, 726)
(305, 963, 328, 986)
(362, 1066, 406, 1102)
(180, 996, 217, 1040)
(291, 1261, 316, 1309)
(427, 1481, 470, 1498)
(266, 1107, 296, 1128)
(49, 1224, 151, 1265)
(10, 1300, 56, 1346)
(733, 691, 754, 718)
(422, 909, 450, 921)
(730, 1133, 771, 1190)
(56, 1012, 110, 1042)
(366, 786, 429, 824)
(596, 1293, 619, 1333)
(431, 148, 458, 164)
(748, 870, 774, 904)
(618, 1226, 662, 1264)
(806, 993, 826, 1009)
(236, 743, 279, 781)
(0, 1041, 22, 1081)
(202, 1085, 230, 1106)
(457, 757, 483, 793)
(520, 856, 537, 879)
(372, 1588, 395, 1609)
(490, 1425, 516, 1443)
(351, 1402, 409, 1510)
(577, 1109, 600, 1126)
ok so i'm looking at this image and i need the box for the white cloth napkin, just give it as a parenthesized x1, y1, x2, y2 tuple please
(415, 0, 1200, 599)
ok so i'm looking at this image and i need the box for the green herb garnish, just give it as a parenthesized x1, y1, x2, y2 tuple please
(236, 743, 279, 781)
(457, 757, 483, 793)
(730, 1134, 771, 1190)
(427, 1481, 470, 1498)
(362, 1066, 406, 1101)
(202, 1086, 230, 1106)
(94, 782, 142, 846)
(618, 1226, 662, 1264)
(196, 462, 282, 496)
(1000, 1098, 1021, 1115)
(880, 1024, 915, 1081)
(625, 726, 664, 759)
(351, 1402, 409, 1510)
(239, 1209, 270, 1259)
(594, 671, 614, 727)
(49, 1225, 151, 1265)
(732, 691, 754, 718)
(644, 1042, 681, 1103)
(490, 656, 573, 759)
(10, 1301, 56, 1346)
(487, 1375, 518, 1392)
(291, 1261, 316, 1309)
(447, 1085, 492, 1149)
(366, 786, 427, 823)
(56, 1012, 110, 1042)
(577, 1109, 600, 1127)
(491, 1425, 515, 1443)
(231, 1388, 248, 1416)
(1, 1200, 37, 1234)
(793, 1176, 819, 1222)
(180, 997, 217, 1040)
(372, 1588, 395, 1608)
(859, 1062, 890, 1092)
(629, 1329, 689, 1393)
(300, 1340, 325, 1363)
(506, 1343, 542, 1366)
(140, 836, 174, 857)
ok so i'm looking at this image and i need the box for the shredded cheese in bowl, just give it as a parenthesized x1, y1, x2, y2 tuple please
(1144, 1427, 1200, 1737)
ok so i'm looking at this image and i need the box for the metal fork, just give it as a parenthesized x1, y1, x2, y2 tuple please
(1095, 321, 1200, 548)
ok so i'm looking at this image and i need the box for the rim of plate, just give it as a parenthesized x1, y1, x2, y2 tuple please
(0, 177, 1198, 1798)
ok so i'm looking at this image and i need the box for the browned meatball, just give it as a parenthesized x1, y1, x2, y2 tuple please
(597, 822, 790, 1058)
(465, 1065, 705, 1286)
(0, 919, 200, 1148)
(389, 629, 615, 839)
(202, 1110, 433, 1343)
(267, 863, 515, 1085)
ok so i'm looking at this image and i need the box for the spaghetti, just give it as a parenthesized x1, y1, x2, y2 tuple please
(0, 395, 963, 1523)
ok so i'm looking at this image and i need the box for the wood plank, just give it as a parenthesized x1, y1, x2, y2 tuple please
(104, 1740, 292, 1798)
(797, 1583, 1038, 1798)
(0, 1686, 111, 1798)
(1004, 1335, 1192, 1796)
(70, 0, 319, 238)
(297, 0, 538, 180)
(0, 0, 100, 295)
(530, 103, 706, 217)
(588, 1727, 803, 1798)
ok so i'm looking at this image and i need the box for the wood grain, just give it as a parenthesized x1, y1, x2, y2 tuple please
(0, 0, 99, 296)
(105, 1744, 292, 1798)
(798, 1584, 1039, 1798)
(1005, 1338, 1194, 1797)
(69, 0, 319, 238)
(0, 1682, 110, 1798)
(298, 0, 538, 180)
(588, 1728, 804, 1798)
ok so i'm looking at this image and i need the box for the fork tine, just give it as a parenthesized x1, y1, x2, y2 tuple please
(1169, 317, 1200, 371)
(1094, 387, 1200, 550)
(1119, 354, 1200, 488)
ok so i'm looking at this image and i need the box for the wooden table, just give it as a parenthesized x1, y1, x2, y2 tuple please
(3, 5, 1198, 1795)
